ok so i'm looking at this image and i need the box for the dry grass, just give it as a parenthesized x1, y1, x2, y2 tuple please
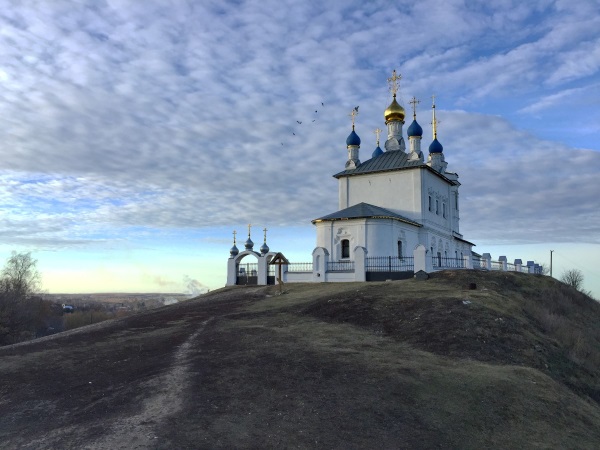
(1, 272, 600, 449)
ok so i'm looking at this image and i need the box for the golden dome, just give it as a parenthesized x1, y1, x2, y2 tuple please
(384, 96, 405, 123)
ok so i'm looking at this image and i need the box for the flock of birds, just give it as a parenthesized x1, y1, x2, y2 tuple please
(281, 104, 359, 147)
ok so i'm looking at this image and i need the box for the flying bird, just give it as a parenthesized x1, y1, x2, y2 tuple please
(321, 102, 324, 106)
(354, 106, 359, 112)
(297, 120, 302, 124)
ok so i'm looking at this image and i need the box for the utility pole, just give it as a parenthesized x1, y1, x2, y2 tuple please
(550, 250, 554, 277)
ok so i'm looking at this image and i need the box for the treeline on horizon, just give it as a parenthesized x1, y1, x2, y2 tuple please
(0, 252, 137, 346)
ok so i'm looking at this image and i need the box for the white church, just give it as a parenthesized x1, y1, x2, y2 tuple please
(227, 71, 539, 286)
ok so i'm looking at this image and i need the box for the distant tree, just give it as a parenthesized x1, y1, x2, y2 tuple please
(0, 252, 41, 299)
(0, 252, 45, 345)
(561, 269, 584, 291)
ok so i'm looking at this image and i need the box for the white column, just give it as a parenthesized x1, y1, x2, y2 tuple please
(257, 255, 267, 285)
(498, 256, 508, 271)
(354, 246, 367, 282)
(482, 253, 492, 270)
(414, 244, 428, 273)
(226, 258, 237, 286)
(312, 247, 329, 283)
(514, 259, 522, 272)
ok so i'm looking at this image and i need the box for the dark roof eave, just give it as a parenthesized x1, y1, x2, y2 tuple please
(334, 164, 458, 185)
(312, 216, 422, 227)
(455, 236, 476, 246)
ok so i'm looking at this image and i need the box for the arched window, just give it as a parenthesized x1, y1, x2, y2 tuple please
(397, 240, 403, 259)
(341, 239, 350, 259)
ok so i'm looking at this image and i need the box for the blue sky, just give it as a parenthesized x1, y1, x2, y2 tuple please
(1, 0, 599, 297)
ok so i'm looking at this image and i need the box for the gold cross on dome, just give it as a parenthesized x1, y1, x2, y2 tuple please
(387, 70, 401, 97)
(430, 95, 440, 139)
(373, 128, 382, 146)
(232, 230, 237, 244)
(348, 108, 358, 128)
(263, 227, 268, 242)
(247, 223, 252, 238)
(409, 96, 420, 120)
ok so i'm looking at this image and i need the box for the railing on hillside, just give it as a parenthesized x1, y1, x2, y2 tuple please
(366, 256, 414, 272)
(472, 258, 483, 269)
(432, 256, 465, 269)
(327, 260, 355, 272)
(506, 262, 516, 271)
(491, 261, 503, 271)
(285, 262, 313, 273)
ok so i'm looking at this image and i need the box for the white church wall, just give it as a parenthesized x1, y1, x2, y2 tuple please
(421, 170, 457, 234)
(339, 170, 422, 221)
(363, 219, 420, 257)
(315, 220, 366, 261)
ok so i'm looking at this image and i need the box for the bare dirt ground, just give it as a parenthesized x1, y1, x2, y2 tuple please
(1, 271, 599, 449)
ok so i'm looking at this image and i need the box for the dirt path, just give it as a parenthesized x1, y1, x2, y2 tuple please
(84, 317, 213, 449)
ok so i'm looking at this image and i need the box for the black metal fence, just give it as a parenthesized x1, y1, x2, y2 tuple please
(327, 261, 355, 272)
(432, 256, 465, 269)
(366, 256, 414, 272)
(237, 262, 258, 285)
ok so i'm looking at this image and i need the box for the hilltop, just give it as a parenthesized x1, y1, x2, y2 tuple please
(1, 271, 599, 449)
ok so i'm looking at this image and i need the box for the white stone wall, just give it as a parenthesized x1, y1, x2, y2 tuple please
(338, 170, 422, 221)
(315, 218, 422, 261)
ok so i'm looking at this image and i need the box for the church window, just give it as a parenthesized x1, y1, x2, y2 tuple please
(455, 193, 459, 210)
(341, 239, 350, 259)
(428, 196, 432, 212)
(397, 241, 403, 259)
(436, 200, 439, 215)
(443, 203, 446, 218)
(437, 251, 442, 266)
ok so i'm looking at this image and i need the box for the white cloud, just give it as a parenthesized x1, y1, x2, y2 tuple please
(0, 0, 598, 252)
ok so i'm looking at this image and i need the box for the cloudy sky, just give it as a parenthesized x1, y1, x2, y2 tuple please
(1, 0, 599, 297)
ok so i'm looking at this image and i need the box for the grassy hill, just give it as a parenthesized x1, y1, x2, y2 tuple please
(1, 270, 599, 449)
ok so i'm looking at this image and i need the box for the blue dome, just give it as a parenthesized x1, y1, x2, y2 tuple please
(346, 129, 361, 146)
(372, 146, 383, 158)
(429, 138, 443, 153)
(230, 244, 239, 257)
(407, 119, 423, 137)
(260, 242, 269, 255)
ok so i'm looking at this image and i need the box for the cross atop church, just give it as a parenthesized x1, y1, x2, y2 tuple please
(247, 223, 252, 238)
(373, 127, 382, 146)
(430, 95, 440, 139)
(232, 230, 237, 244)
(263, 227, 268, 243)
(409, 96, 420, 120)
(348, 107, 359, 129)
(387, 70, 401, 97)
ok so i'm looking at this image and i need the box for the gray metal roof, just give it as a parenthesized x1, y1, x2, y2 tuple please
(312, 202, 421, 227)
(334, 150, 424, 178)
